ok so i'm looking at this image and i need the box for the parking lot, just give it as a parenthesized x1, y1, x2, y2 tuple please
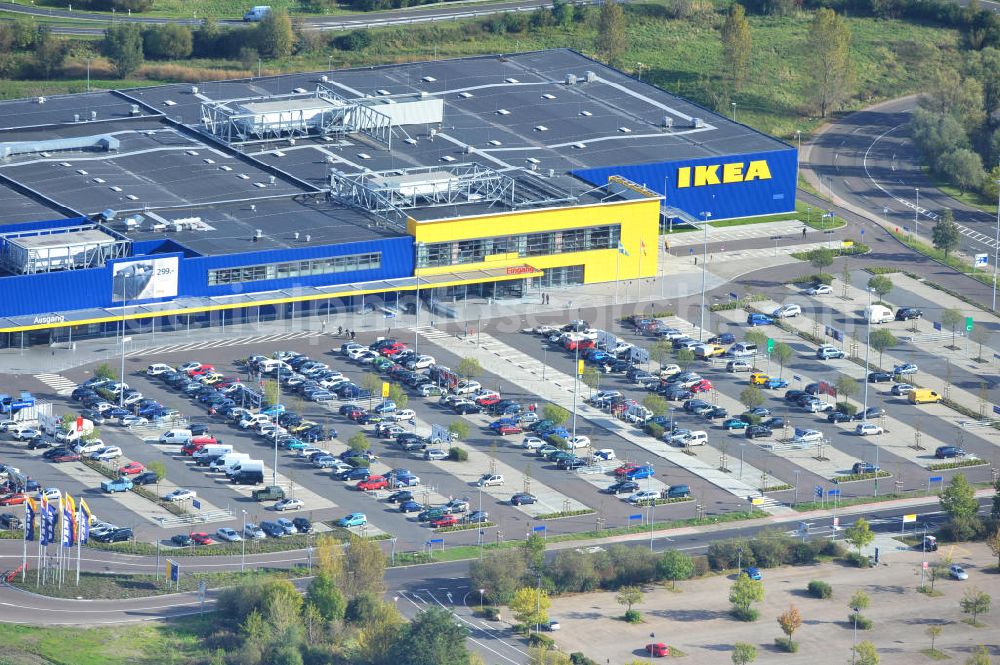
(1, 283, 998, 550)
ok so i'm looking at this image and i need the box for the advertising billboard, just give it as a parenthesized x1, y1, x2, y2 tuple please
(111, 257, 179, 302)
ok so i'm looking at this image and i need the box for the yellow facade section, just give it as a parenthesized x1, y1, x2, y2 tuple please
(408, 197, 661, 284)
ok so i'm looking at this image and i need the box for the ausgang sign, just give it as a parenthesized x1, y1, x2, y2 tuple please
(676, 160, 772, 188)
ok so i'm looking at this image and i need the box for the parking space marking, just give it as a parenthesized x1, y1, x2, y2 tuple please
(34, 373, 77, 396)
(125, 331, 325, 357)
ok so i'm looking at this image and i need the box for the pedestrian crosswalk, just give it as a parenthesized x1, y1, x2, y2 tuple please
(125, 330, 325, 357)
(666, 220, 808, 247)
(34, 373, 77, 396)
(409, 326, 452, 342)
(958, 224, 998, 249)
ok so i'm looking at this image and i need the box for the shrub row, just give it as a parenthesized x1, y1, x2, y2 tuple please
(832, 471, 892, 484)
(927, 458, 989, 471)
(707, 533, 847, 570)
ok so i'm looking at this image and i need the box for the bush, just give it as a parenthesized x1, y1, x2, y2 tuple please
(808, 580, 833, 599)
(790, 542, 820, 565)
(692, 555, 710, 577)
(334, 30, 371, 50)
(835, 401, 858, 415)
(478, 606, 501, 621)
(794, 272, 834, 285)
(707, 540, 755, 570)
(845, 552, 871, 568)
(774, 637, 799, 653)
(547, 434, 568, 449)
(528, 633, 555, 649)
(820, 540, 846, 558)
(733, 607, 759, 622)
(850, 614, 874, 630)
(448, 446, 468, 462)
(624, 609, 642, 623)
(740, 413, 762, 425)
(569, 653, 598, 665)
(645, 423, 665, 439)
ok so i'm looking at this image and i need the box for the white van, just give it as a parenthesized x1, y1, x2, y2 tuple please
(211, 452, 250, 472)
(193, 444, 233, 461)
(55, 418, 94, 443)
(684, 431, 708, 446)
(624, 404, 653, 424)
(159, 429, 193, 445)
(239, 413, 271, 429)
(243, 5, 271, 21)
(258, 359, 291, 373)
(864, 305, 894, 324)
(227, 459, 264, 477)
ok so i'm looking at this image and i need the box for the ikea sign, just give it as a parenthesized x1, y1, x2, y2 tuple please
(676, 160, 771, 189)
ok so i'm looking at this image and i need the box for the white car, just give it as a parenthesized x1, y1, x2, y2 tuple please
(176, 362, 201, 373)
(454, 380, 482, 395)
(806, 284, 833, 295)
(38, 487, 61, 502)
(478, 473, 504, 487)
(244, 523, 266, 540)
(146, 363, 173, 376)
(393, 409, 416, 422)
(409, 355, 436, 369)
(346, 347, 370, 360)
(855, 422, 884, 436)
(89, 521, 116, 538)
(216, 527, 242, 542)
(793, 429, 823, 443)
(74, 441, 105, 455)
(627, 490, 660, 505)
(520, 436, 545, 449)
(341, 343, 365, 356)
(658, 364, 681, 377)
(13, 428, 41, 440)
(90, 446, 123, 461)
(772, 304, 802, 318)
(803, 401, 834, 413)
(298, 447, 327, 458)
(357, 351, 379, 364)
(163, 488, 196, 502)
(424, 448, 448, 461)
(275, 498, 304, 511)
(567, 436, 591, 449)
(120, 415, 148, 427)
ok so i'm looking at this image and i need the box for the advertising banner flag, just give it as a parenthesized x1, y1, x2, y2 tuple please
(24, 497, 36, 542)
(63, 495, 76, 547)
(79, 499, 92, 544)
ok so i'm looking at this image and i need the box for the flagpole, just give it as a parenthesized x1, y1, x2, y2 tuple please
(638, 243, 644, 303)
(21, 501, 27, 583)
(76, 508, 82, 586)
(614, 248, 621, 305)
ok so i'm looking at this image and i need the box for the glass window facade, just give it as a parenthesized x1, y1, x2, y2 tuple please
(415, 224, 620, 268)
(207, 252, 382, 286)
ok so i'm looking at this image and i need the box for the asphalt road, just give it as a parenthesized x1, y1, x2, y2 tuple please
(805, 96, 1000, 260)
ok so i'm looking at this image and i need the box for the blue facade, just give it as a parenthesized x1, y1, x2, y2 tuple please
(573, 148, 797, 221)
(0, 217, 415, 318)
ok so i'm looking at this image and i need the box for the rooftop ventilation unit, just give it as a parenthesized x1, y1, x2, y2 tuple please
(691, 117, 703, 128)
(662, 116, 673, 129)
(585, 70, 597, 83)
(565, 74, 577, 85)
(37, 97, 45, 104)
(320, 75, 328, 82)
(191, 86, 199, 94)
(91, 111, 97, 121)
(255, 229, 263, 239)
(130, 104, 141, 116)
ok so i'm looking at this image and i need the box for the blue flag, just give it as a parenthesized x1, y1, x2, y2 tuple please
(617, 241, 630, 256)
(24, 498, 35, 542)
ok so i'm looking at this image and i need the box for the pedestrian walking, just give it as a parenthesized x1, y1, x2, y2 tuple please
(337, 325, 343, 337)
(802, 227, 807, 238)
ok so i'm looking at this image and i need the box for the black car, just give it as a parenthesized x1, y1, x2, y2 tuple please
(0, 512, 22, 530)
(557, 457, 587, 470)
(703, 406, 728, 420)
(784, 390, 807, 403)
(133, 471, 159, 485)
(292, 517, 313, 534)
(935, 446, 966, 459)
(867, 371, 893, 383)
(95, 527, 133, 543)
(803, 383, 822, 395)
(852, 407, 885, 421)
(607, 480, 640, 495)
(762, 417, 784, 429)
(851, 462, 880, 474)
(79, 409, 107, 425)
(171, 533, 193, 546)
(387, 490, 414, 504)
(26, 437, 51, 450)
(454, 403, 483, 415)
(42, 447, 73, 459)
(827, 411, 853, 423)
(895, 307, 923, 321)
(260, 520, 285, 538)
(745, 425, 773, 439)
(189, 422, 211, 436)
(71, 387, 97, 401)
(510, 493, 537, 506)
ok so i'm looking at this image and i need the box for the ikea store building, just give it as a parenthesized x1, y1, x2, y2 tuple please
(0, 49, 796, 347)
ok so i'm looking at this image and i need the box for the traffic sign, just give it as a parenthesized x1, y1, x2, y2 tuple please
(767, 339, 774, 354)
(729, 292, 739, 300)
(814, 486, 823, 498)
(993, 404, 1000, 416)
(793, 374, 802, 382)
(928, 476, 943, 483)
(428, 538, 444, 544)
(966, 317, 974, 332)
(933, 321, 942, 331)
(533, 525, 546, 532)
(192, 499, 201, 510)
(903, 514, 917, 523)
(750, 497, 764, 506)
(828, 488, 841, 496)
(629, 513, 643, 521)
(975, 253, 988, 268)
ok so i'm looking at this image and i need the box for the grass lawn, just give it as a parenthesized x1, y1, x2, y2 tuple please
(921, 167, 999, 216)
(0, 615, 216, 665)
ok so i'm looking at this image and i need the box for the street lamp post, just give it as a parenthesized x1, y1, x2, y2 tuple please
(914, 188, 919, 240)
(272, 367, 281, 487)
(861, 288, 879, 497)
(571, 343, 579, 440)
(993, 176, 1000, 311)
(698, 211, 712, 341)
(793, 469, 800, 505)
(479, 588, 485, 612)
(731, 102, 736, 122)
(739, 443, 745, 480)
(851, 607, 860, 664)
(649, 633, 655, 665)
(241, 509, 247, 572)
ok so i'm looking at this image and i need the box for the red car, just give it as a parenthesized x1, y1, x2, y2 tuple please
(346, 408, 367, 421)
(356, 475, 389, 491)
(190, 435, 217, 445)
(189, 532, 215, 546)
(187, 364, 216, 377)
(181, 442, 207, 456)
(476, 395, 502, 407)
(646, 643, 670, 658)
(382, 343, 408, 357)
(0, 493, 26, 506)
(689, 379, 712, 393)
(614, 463, 640, 477)
(430, 514, 458, 528)
(52, 453, 81, 463)
(119, 461, 145, 475)
(497, 424, 523, 436)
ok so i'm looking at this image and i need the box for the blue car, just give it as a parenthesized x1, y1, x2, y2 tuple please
(399, 500, 423, 513)
(746, 313, 774, 327)
(489, 418, 520, 432)
(336, 512, 367, 528)
(745, 567, 763, 580)
(763, 377, 788, 389)
(537, 425, 570, 439)
(626, 465, 655, 480)
(261, 404, 286, 416)
(722, 418, 748, 430)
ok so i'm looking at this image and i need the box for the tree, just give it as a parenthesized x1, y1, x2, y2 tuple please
(988, 529, 1000, 570)
(776, 605, 802, 649)
(939, 148, 986, 194)
(993, 476, 1000, 523)
(941, 307, 965, 347)
(509, 587, 550, 632)
(360, 372, 382, 399)
(470, 550, 528, 605)
(729, 572, 764, 621)
(597, 0, 627, 66)
(146, 460, 166, 493)
(868, 329, 897, 368)
(970, 326, 990, 362)
(405, 606, 470, 665)
(853, 641, 879, 665)
(448, 419, 470, 441)
(772, 342, 793, 378)
(932, 209, 961, 259)
(343, 536, 387, 599)
(845, 518, 875, 560)
(348, 432, 370, 453)
(387, 383, 408, 410)
(721, 4, 752, 90)
(867, 275, 893, 300)
(657, 549, 695, 589)
(143, 23, 193, 59)
(616, 585, 643, 614)
(739, 385, 765, 410)
(926, 625, 943, 653)
(676, 347, 695, 369)
(650, 340, 673, 368)
(744, 330, 768, 350)
(104, 23, 144, 78)
(457, 357, 483, 380)
(849, 589, 870, 626)
(94, 363, 118, 381)
(643, 394, 669, 417)
(256, 10, 294, 58)
(581, 365, 601, 394)
(306, 572, 346, 621)
(34, 28, 68, 79)
(960, 587, 991, 625)
(836, 375, 859, 404)
(941, 474, 982, 540)
(966, 645, 992, 665)
(807, 248, 835, 272)
(806, 8, 854, 117)
(732, 642, 757, 665)
(542, 404, 569, 426)
(352, 599, 404, 665)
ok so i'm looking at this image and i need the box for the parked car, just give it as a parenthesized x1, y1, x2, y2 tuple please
(745, 425, 772, 439)
(510, 493, 537, 506)
(851, 462, 880, 474)
(895, 307, 923, 321)
(949, 564, 968, 580)
(274, 498, 304, 511)
(215, 527, 242, 542)
(855, 422, 884, 436)
(646, 643, 670, 658)
(746, 313, 774, 327)
(935, 446, 966, 459)
(336, 512, 367, 527)
(806, 284, 833, 295)
(163, 488, 196, 502)
(867, 371, 893, 383)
